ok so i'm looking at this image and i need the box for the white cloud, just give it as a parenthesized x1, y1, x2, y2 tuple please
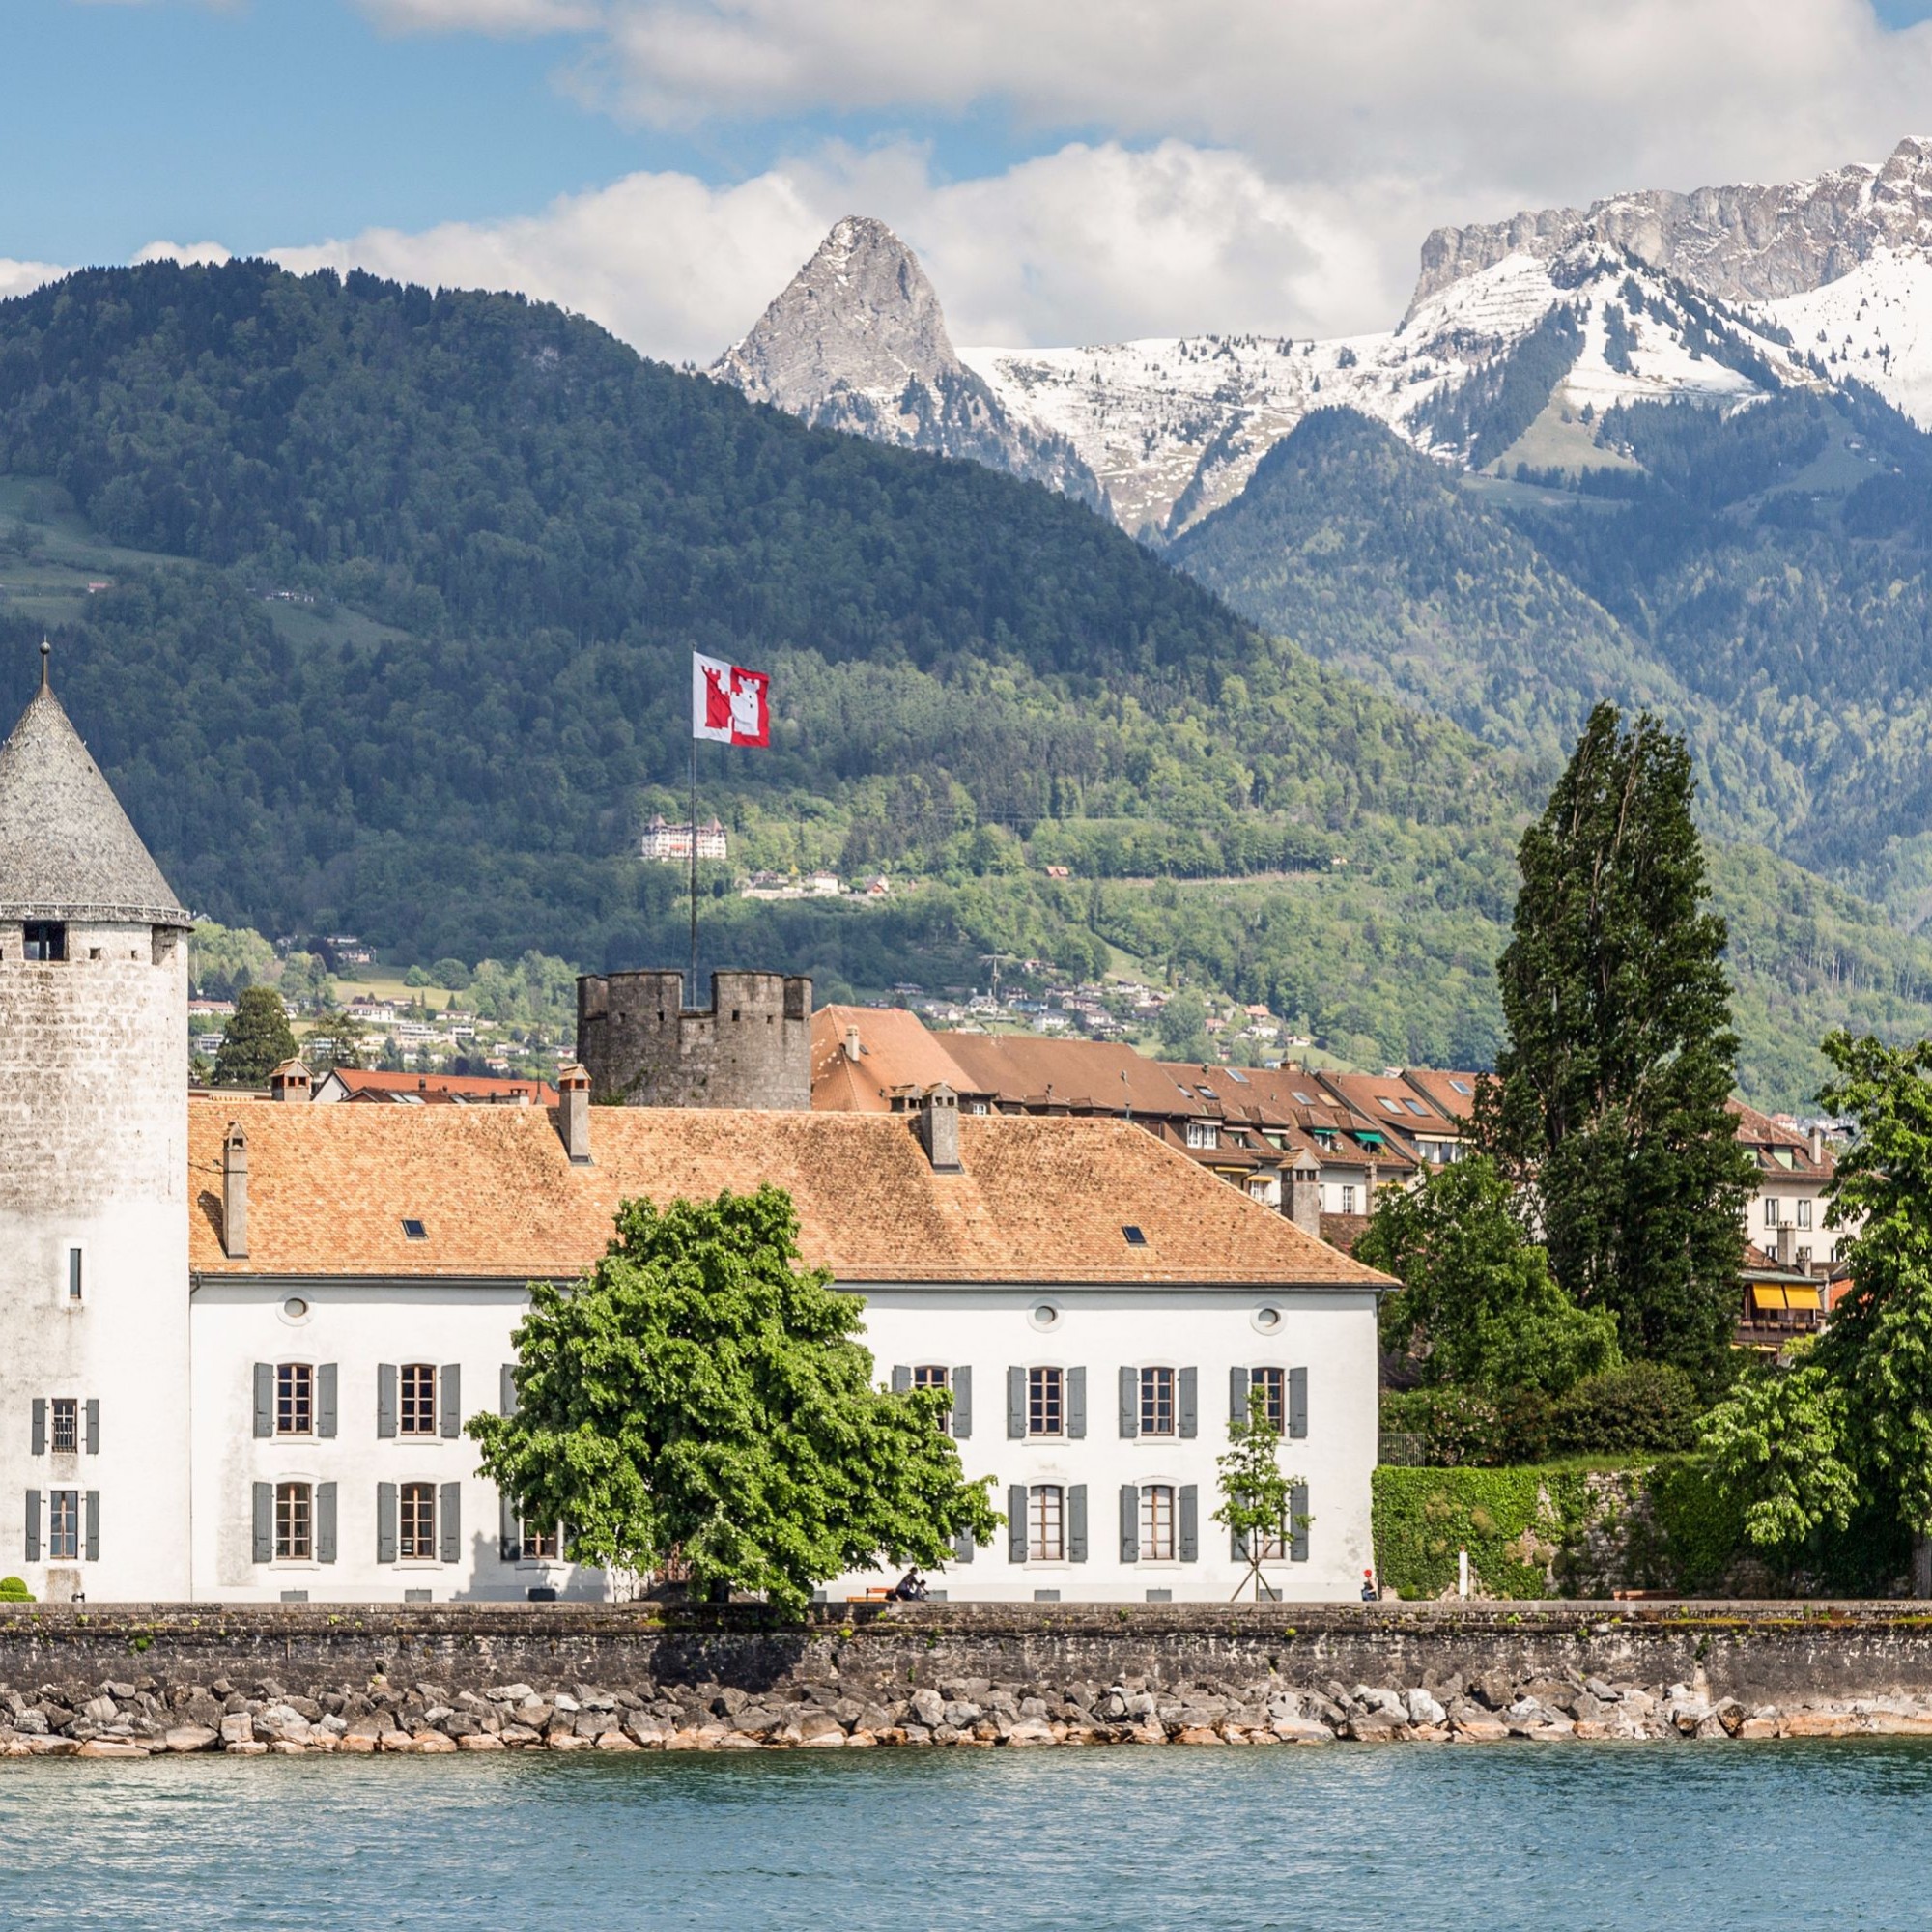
(356, 0, 601, 31)
(0, 259, 72, 303)
(133, 241, 233, 268)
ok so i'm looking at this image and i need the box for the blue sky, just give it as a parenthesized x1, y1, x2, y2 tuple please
(9, 0, 1932, 361)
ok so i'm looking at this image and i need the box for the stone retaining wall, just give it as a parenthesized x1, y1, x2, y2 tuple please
(5, 1601, 1932, 1756)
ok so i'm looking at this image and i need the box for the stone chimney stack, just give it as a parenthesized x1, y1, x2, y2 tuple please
(269, 1059, 311, 1102)
(1288, 1161, 1322, 1240)
(1364, 1158, 1378, 1215)
(1809, 1125, 1825, 1166)
(916, 1084, 961, 1173)
(843, 1025, 862, 1063)
(558, 1062, 592, 1165)
(221, 1124, 248, 1259)
(1776, 1222, 1795, 1267)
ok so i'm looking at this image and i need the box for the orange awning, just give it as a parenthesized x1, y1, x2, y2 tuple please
(1785, 1284, 1822, 1311)
(1751, 1285, 1787, 1311)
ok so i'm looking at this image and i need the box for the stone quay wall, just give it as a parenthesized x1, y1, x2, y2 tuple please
(8, 1601, 1932, 1755)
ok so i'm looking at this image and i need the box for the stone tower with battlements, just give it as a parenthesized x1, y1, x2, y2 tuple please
(0, 646, 193, 1602)
(577, 968, 811, 1109)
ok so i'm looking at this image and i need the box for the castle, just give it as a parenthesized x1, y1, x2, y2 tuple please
(0, 661, 1386, 1605)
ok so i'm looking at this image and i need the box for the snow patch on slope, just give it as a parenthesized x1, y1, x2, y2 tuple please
(1768, 248, 1932, 430)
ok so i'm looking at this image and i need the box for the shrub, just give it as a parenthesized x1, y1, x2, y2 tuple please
(1549, 1362, 1703, 1456)
(0, 1577, 34, 1602)
(1380, 1385, 1551, 1466)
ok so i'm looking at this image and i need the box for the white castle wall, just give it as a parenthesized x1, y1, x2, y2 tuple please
(0, 920, 190, 1601)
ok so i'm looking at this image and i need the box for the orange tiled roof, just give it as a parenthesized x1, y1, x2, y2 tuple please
(323, 1067, 559, 1107)
(1400, 1069, 1488, 1123)
(944, 1033, 1197, 1117)
(1319, 1070, 1459, 1139)
(1728, 1099, 1834, 1179)
(810, 1006, 984, 1112)
(188, 1100, 1392, 1290)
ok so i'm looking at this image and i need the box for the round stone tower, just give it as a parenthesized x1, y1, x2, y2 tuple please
(0, 646, 192, 1602)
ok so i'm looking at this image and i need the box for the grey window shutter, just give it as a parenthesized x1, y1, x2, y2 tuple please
(1066, 1368, 1087, 1440)
(440, 1365, 462, 1438)
(1119, 1484, 1140, 1563)
(252, 1483, 272, 1563)
(316, 1483, 338, 1564)
(317, 1364, 338, 1439)
(378, 1364, 398, 1438)
(1007, 1484, 1028, 1562)
(30, 1399, 44, 1457)
(1289, 1366, 1308, 1439)
(499, 1491, 520, 1563)
(440, 1481, 461, 1563)
(1007, 1367, 1026, 1439)
(253, 1363, 274, 1438)
(891, 1364, 912, 1394)
(24, 1491, 40, 1562)
(1232, 1520, 1251, 1562)
(1229, 1364, 1250, 1422)
(499, 1364, 518, 1417)
(377, 1481, 398, 1563)
(1179, 1366, 1198, 1439)
(951, 1366, 972, 1439)
(1067, 1484, 1088, 1562)
(83, 1491, 99, 1564)
(952, 1527, 975, 1563)
(1179, 1485, 1199, 1563)
(84, 1399, 99, 1456)
(1119, 1366, 1139, 1438)
(1290, 1482, 1310, 1562)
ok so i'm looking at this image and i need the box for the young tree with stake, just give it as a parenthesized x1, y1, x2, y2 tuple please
(1214, 1385, 1307, 1603)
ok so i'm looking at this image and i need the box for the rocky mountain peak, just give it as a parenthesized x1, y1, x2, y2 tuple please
(1409, 135, 1932, 316)
(714, 215, 962, 411)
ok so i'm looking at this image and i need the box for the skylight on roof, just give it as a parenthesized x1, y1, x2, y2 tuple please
(1379, 1096, 1402, 1113)
(1122, 1225, 1148, 1247)
(1450, 1079, 1471, 1094)
(401, 1218, 428, 1241)
(1228, 1068, 1249, 1083)
(1404, 1098, 1428, 1115)
(1293, 1091, 1316, 1105)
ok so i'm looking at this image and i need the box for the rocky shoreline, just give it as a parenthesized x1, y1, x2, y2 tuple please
(9, 1667, 1932, 1757)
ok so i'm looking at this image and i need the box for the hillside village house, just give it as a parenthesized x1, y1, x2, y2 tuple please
(0, 666, 1389, 1606)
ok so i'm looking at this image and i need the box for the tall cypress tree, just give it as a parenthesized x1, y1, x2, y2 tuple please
(1479, 704, 1750, 1382)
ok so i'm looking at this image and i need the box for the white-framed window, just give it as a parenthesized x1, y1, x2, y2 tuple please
(275, 1481, 313, 1560)
(1139, 1484, 1176, 1561)
(1252, 1366, 1286, 1434)
(1028, 1484, 1065, 1562)
(276, 1363, 313, 1436)
(48, 1489, 79, 1561)
(399, 1481, 437, 1559)
(1341, 1185, 1356, 1214)
(1139, 1367, 1176, 1436)
(1764, 1198, 1778, 1229)
(1798, 1200, 1812, 1229)
(1028, 1367, 1064, 1437)
(400, 1364, 436, 1436)
(49, 1398, 78, 1456)
(1185, 1122, 1218, 1150)
(521, 1519, 560, 1561)
(912, 1366, 950, 1392)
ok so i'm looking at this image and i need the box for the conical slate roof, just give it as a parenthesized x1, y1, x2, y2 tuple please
(0, 655, 191, 927)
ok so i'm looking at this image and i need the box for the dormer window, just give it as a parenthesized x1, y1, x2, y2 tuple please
(24, 921, 65, 962)
(1185, 1121, 1218, 1150)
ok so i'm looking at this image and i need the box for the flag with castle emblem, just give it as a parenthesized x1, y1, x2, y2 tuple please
(692, 653, 770, 747)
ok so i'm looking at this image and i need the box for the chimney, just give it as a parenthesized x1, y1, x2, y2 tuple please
(557, 1062, 592, 1165)
(269, 1059, 311, 1102)
(1808, 1126, 1825, 1166)
(221, 1125, 248, 1259)
(916, 1083, 961, 1173)
(1776, 1222, 1794, 1267)
(1288, 1162, 1322, 1240)
(843, 1025, 862, 1063)
(1363, 1158, 1378, 1216)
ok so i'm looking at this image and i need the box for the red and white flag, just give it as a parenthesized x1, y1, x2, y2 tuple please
(692, 652, 770, 747)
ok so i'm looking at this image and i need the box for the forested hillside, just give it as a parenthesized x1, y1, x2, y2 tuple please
(2, 259, 1930, 1107)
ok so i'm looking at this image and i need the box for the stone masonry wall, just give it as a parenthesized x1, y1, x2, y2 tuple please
(7, 1602, 1932, 1755)
(577, 969, 810, 1109)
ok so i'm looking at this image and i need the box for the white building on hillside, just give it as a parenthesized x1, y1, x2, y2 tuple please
(0, 664, 1389, 1606)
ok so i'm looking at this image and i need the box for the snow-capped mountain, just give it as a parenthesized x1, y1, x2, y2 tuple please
(711, 216, 1101, 508)
(716, 142, 1932, 537)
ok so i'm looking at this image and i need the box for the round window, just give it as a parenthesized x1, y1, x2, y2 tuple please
(1251, 1304, 1283, 1334)
(281, 1296, 310, 1323)
(1029, 1302, 1062, 1333)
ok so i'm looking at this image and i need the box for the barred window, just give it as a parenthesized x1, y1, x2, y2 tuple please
(50, 1398, 77, 1455)
(1139, 1484, 1176, 1561)
(1028, 1367, 1063, 1437)
(1028, 1484, 1065, 1562)
(1139, 1367, 1175, 1436)
(276, 1363, 313, 1436)
(275, 1482, 312, 1561)
(521, 1519, 560, 1561)
(48, 1489, 79, 1561)
(399, 1481, 437, 1560)
(1253, 1367, 1286, 1434)
(400, 1364, 436, 1436)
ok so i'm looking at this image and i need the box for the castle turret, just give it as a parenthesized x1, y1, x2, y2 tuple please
(577, 968, 811, 1108)
(0, 646, 192, 1601)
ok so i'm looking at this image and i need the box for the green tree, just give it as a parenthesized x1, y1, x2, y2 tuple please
(1707, 1032, 1932, 1591)
(211, 984, 298, 1087)
(469, 1186, 1002, 1614)
(1479, 705, 1752, 1382)
(1157, 990, 1213, 1063)
(1213, 1385, 1304, 1603)
(1358, 1153, 1619, 1396)
(306, 1010, 367, 1072)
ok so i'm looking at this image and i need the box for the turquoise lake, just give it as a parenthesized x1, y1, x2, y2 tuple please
(6, 1744, 1931, 1930)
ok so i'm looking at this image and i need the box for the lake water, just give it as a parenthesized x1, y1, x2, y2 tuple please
(6, 1744, 1930, 1931)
